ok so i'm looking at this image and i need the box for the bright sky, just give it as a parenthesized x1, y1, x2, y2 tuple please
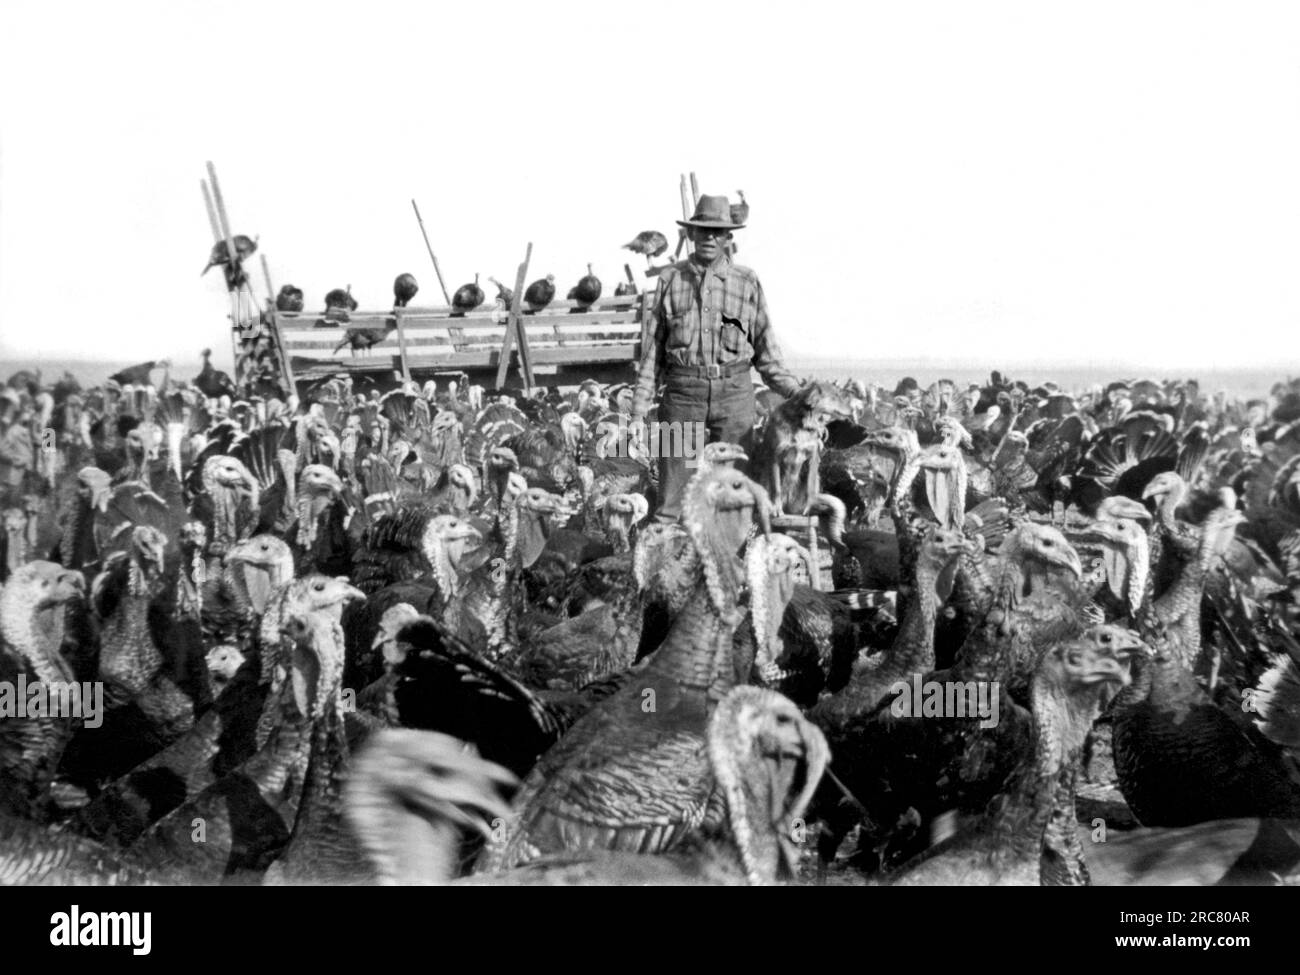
(3, 1, 1300, 371)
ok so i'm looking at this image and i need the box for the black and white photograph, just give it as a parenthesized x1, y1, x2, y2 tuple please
(0, 0, 1298, 914)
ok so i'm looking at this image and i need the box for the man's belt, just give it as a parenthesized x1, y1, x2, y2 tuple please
(666, 360, 750, 380)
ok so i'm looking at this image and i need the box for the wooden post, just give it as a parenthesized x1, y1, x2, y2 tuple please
(689, 172, 700, 208)
(394, 307, 412, 383)
(495, 306, 517, 391)
(206, 162, 238, 284)
(411, 199, 453, 305)
(637, 292, 653, 360)
(268, 311, 299, 400)
(502, 243, 535, 391)
(201, 180, 221, 243)
(260, 254, 275, 306)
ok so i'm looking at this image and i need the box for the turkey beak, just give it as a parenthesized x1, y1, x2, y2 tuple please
(1088, 654, 1131, 689)
(1111, 630, 1147, 662)
(1140, 482, 1164, 502)
(56, 570, 86, 603)
(319, 469, 345, 495)
(372, 625, 398, 654)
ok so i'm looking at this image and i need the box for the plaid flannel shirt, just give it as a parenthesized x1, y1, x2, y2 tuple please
(630, 254, 801, 418)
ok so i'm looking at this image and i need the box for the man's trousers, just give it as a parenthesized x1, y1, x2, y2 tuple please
(651, 371, 756, 522)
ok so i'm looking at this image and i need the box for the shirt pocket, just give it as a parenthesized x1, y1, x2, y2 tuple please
(719, 314, 749, 356)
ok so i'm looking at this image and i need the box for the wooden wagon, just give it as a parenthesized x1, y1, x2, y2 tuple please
(270, 292, 654, 395)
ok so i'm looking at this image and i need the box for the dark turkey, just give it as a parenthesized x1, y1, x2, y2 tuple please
(320, 287, 359, 326)
(201, 235, 257, 275)
(566, 264, 602, 308)
(393, 273, 419, 308)
(730, 190, 749, 226)
(275, 284, 305, 312)
(108, 361, 166, 387)
(451, 274, 485, 316)
(324, 288, 359, 312)
(489, 276, 514, 308)
(622, 230, 668, 260)
(194, 349, 236, 399)
(523, 275, 556, 313)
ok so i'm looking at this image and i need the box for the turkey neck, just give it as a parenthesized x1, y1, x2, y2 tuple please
(1151, 521, 1218, 669)
(988, 673, 1094, 871)
(277, 451, 298, 529)
(953, 544, 997, 615)
(888, 454, 927, 621)
(953, 555, 1028, 683)
(175, 546, 204, 619)
(486, 498, 522, 661)
(60, 498, 96, 571)
(266, 705, 358, 883)
(644, 575, 742, 701)
(99, 561, 165, 692)
(295, 492, 333, 549)
(888, 555, 945, 677)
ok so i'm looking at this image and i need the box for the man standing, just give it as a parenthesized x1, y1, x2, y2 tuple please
(629, 194, 802, 522)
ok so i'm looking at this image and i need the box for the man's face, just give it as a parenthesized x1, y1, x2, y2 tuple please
(689, 226, 731, 263)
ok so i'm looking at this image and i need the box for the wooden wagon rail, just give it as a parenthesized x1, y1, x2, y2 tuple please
(273, 293, 654, 388)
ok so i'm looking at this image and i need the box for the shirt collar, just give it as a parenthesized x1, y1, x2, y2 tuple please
(688, 251, 731, 277)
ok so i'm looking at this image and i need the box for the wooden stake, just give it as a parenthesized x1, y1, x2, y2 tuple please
(689, 171, 700, 208)
(411, 199, 453, 305)
(512, 246, 536, 390)
(201, 180, 221, 243)
(260, 254, 275, 306)
(496, 242, 533, 390)
(268, 313, 298, 400)
(206, 161, 247, 300)
(394, 308, 412, 384)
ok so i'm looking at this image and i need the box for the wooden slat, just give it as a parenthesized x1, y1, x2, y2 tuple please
(394, 308, 411, 382)
(271, 296, 643, 320)
(290, 342, 637, 371)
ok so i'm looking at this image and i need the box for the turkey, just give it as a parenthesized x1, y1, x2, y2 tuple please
(891, 626, 1141, 885)
(346, 686, 827, 885)
(194, 350, 237, 401)
(201, 235, 257, 276)
(523, 275, 556, 313)
(478, 467, 778, 871)
(451, 275, 485, 316)
(393, 273, 419, 308)
(566, 264, 602, 310)
(622, 230, 669, 264)
(0, 562, 86, 819)
(275, 284, 305, 312)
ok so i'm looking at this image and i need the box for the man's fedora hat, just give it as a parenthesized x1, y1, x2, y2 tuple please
(677, 194, 745, 231)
